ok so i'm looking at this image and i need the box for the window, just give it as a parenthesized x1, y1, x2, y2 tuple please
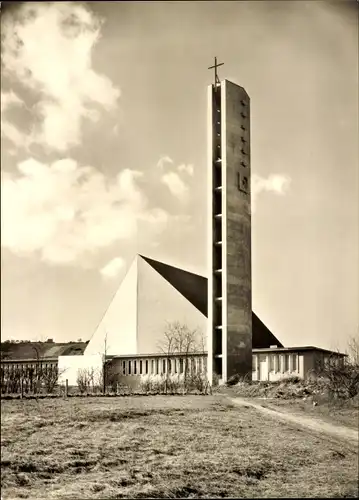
(122, 361, 126, 375)
(284, 355, 289, 372)
(192, 358, 196, 374)
(179, 358, 184, 374)
(240, 160, 246, 167)
(240, 99, 246, 106)
(139, 360, 143, 375)
(162, 359, 166, 374)
(292, 354, 298, 372)
(269, 355, 275, 371)
(168, 359, 172, 373)
(128, 361, 132, 375)
(174, 359, 177, 374)
(145, 360, 149, 375)
(252, 355, 257, 372)
(156, 359, 159, 375)
(134, 360, 137, 375)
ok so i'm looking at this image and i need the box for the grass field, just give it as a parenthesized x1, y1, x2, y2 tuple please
(1, 395, 358, 499)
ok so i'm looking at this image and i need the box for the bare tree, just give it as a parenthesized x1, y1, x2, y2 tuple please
(346, 333, 359, 366)
(41, 365, 67, 393)
(316, 348, 359, 400)
(158, 322, 207, 393)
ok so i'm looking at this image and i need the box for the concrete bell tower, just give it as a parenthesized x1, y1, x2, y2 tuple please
(207, 59, 252, 385)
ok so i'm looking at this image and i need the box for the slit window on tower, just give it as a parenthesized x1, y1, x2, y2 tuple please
(214, 190, 222, 215)
(214, 217, 222, 241)
(214, 329, 222, 354)
(214, 357, 222, 378)
(214, 167, 221, 189)
(214, 274, 222, 297)
(214, 245, 222, 269)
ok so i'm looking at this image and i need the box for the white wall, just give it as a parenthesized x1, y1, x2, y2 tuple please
(58, 354, 103, 386)
(85, 257, 138, 357)
(252, 352, 301, 381)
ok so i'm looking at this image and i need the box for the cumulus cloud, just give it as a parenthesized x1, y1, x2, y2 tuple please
(157, 156, 174, 169)
(1, 91, 28, 147)
(100, 257, 125, 279)
(178, 163, 194, 176)
(1, 2, 120, 151)
(1, 91, 24, 112)
(251, 173, 291, 211)
(161, 171, 189, 202)
(1, 158, 168, 264)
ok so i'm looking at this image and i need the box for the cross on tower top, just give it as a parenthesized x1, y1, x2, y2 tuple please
(208, 57, 224, 87)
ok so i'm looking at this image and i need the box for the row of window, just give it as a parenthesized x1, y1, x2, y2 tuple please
(1, 363, 57, 372)
(119, 357, 206, 376)
(252, 354, 298, 373)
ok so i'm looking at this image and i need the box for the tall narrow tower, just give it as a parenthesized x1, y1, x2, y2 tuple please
(207, 62, 252, 384)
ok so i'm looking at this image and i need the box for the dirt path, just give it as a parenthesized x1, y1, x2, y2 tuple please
(230, 397, 358, 448)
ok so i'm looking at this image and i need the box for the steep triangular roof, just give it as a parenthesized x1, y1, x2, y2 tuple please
(140, 255, 207, 316)
(140, 254, 283, 349)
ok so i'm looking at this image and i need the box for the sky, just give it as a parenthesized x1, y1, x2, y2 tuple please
(1, 1, 358, 352)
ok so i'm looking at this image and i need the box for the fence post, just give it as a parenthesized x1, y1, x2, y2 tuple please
(65, 379, 68, 398)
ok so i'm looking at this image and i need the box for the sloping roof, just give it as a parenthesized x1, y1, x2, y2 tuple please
(254, 346, 347, 356)
(0, 341, 88, 361)
(141, 255, 283, 349)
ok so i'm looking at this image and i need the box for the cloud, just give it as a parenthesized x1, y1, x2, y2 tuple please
(157, 156, 174, 169)
(251, 173, 291, 211)
(1, 91, 28, 147)
(161, 171, 189, 202)
(1, 158, 169, 264)
(178, 163, 194, 176)
(1, 2, 120, 151)
(100, 257, 125, 279)
(1, 91, 24, 113)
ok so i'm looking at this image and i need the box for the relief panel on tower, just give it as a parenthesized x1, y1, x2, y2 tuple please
(237, 171, 250, 195)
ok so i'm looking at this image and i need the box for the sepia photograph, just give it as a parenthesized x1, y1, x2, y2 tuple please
(1, 1, 358, 499)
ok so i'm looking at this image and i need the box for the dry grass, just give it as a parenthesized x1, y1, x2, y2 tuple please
(1, 395, 358, 499)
